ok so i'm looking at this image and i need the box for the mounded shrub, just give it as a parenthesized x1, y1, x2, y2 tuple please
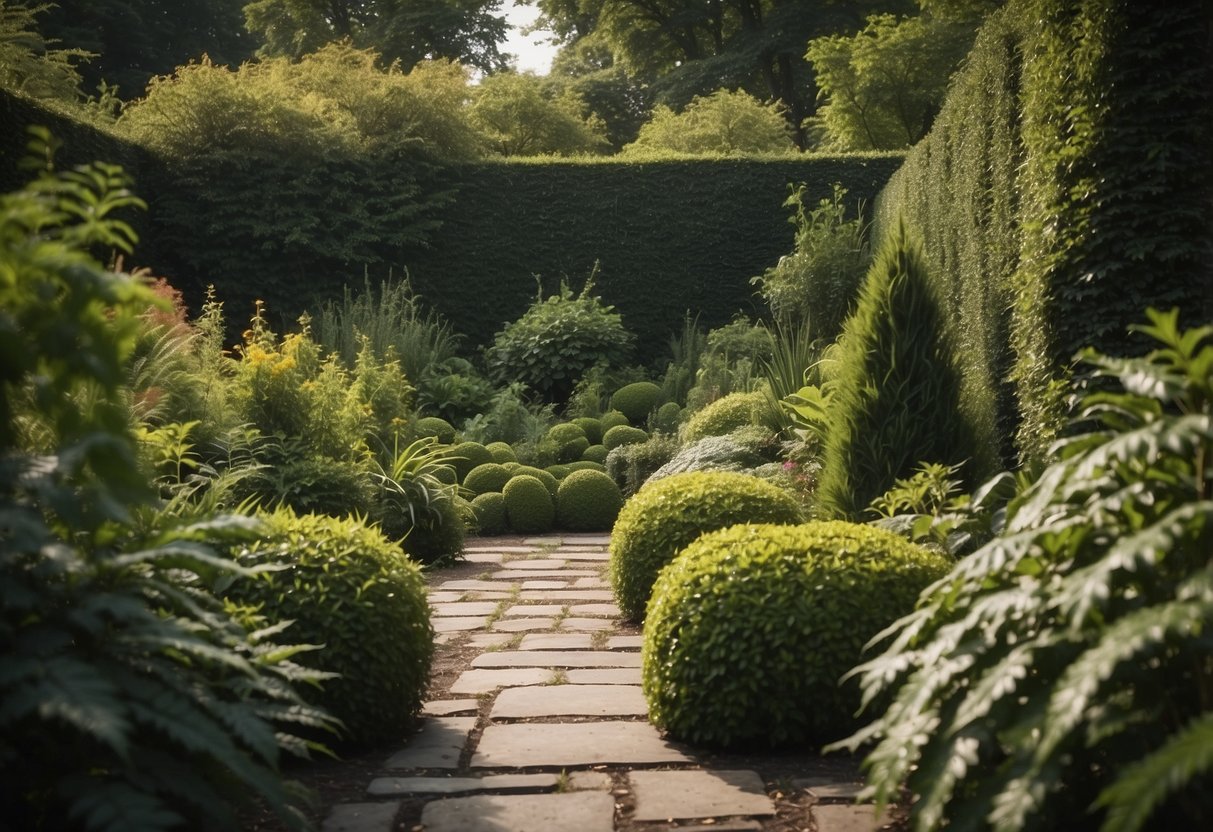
(609, 470, 803, 620)
(415, 416, 456, 445)
(545, 463, 573, 480)
(450, 441, 494, 482)
(600, 410, 630, 431)
(603, 424, 648, 451)
(227, 508, 434, 747)
(566, 460, 605, 473)
(680, 390, 764, 443)
(432, 464, 457, 486)
(572, 416, 604, 445)
(546, 422, 591, 463)
(486, 441, 517, 464)
(464, 462, 512, 495)
(502, 474, 555, 533)
(581, 443, 609, 464)
(643, 521, 950, 747)
(650, 400, 683, 434)
(556, 469, 624, 531)
(513, 464, 559, 496)
(471, 492, 507, 535)
(604, 434, 681, 496)
(399, 494, 467, 564)
(610, 381, 662, 424)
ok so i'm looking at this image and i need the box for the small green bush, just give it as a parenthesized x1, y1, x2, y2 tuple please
(545, 463, 573, 480)
(471, 492, 507, 535)
(609, 470, 803, 620)
(610, 381, 662, 424)
(566, 460, 605, 473)
(399, 494, 467, 564)
(450, 440, 494, 482)
(464, 462, 513, 495)
(513, 465, 559, 496)
(582, 443, 609, 464)
(556, 469, 624, 531)
(546, 422, 591, 462)
(414, 415, 456, 445)
(486, 441, 517, 464)
(681, 390, 764, 443)
(604, 434, 681, 496)
(650, 400, 683, 434)
(502, 474, 555, 533)
(643, 522, 950, 747)
(601, 410, 630, 431)
(603, 424, 649, 451)
(572, 416, 604, 444)
(229, 508, 434, 747)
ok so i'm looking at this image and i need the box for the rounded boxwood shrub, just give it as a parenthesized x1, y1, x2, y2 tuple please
(582, 443, 609, 464)
(399, 494, 467, 564)
(414, 416, 456, 445)
(546, 423, 591, 463)
(650, 400, 683, 434)
(513, 465, 559, 496)
(609, 470, 802, 620)
(556, 469, 624, 531)
(601, 410, 630, 431)
(450, 441, 494, 482)
(681, 390, 765, 443)
(227, 508, 434, 747)
(603, 424, 649, 451)
(464, 462, 512, 495)
(610, 381, 662, 424)
(486, 441, 517, 464)
(566, 460, 605, 473)
(471, 492, 507, 535)
(572, 416, 604, 445)
(502, 475, 555, 533)
(643, 522, 951, 747)
(545, 463, 573, 480)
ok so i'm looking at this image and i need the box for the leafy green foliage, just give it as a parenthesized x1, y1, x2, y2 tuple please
(817, 220, 990, 518)
(582, 443, 609, 463)
(604, 433, 680, 496)
(555, 468, 624, 531)
(510, 465, 559, 497)
(0, 0, 89, 103)
(449, 440, 494, 482)
(486, 441, 517, 464)
(609, 381, 661, 424)
(752, 184, 869, 341)
(643, 522, 951, 747)
(471, 491, 507, 535)
(464, 462, 512, 495)
(830, 309, 1213, 832)
(370, 435, 463, 563)
(622, 89, 795, 157)
(681, 390, 765, 443)
(609, 470, 803, 620)
(485, 270, 634, 403)
(470, 71, 608, 156)
(227, 507, 434, 748)
(545, 421, 591, 462)
(571, 416, 603, 444)
(0, 137, 330, 830)
(414, 416, 457, 445)
(602, 423, 647, 451)
(502, 474, 555, 534)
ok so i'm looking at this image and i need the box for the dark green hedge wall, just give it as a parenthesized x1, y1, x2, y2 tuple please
(405, 156, 902, 356)
(875, 0, 1213, 466)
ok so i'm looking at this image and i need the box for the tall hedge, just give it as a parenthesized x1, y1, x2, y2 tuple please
(874, 0, 1213, 466)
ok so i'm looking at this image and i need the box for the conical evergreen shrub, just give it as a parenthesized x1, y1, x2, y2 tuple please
(817, 220, 986, 519)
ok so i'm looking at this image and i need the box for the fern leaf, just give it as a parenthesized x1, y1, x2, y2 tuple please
(63, 778, 182, 832)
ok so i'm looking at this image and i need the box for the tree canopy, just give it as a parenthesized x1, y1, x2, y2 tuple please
(469, 71, 608, 156)
(622, 88, 794, 156)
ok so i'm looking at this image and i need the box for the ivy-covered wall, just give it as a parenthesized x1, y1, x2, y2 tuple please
(875, 0, 1213, 466)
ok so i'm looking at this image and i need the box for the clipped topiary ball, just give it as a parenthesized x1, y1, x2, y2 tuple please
(650, 401, 683, 434)
(643, 522, 951, 747)
(415, 416, 456, 445)
(450, 441, 494, 482)
(601, 410, 630, 431)
(545, 464, 573, 480)
(547, 423, 591, 463)
(399, 495, 467, 564)
(556, 469, 624, 531)
(681, 390, 765, 443)
(582, 444, 609, 464)
(486, 441, 517, 464)
(572, 417, 604, 445)
(609, 470, 802, 620)
(227, 508, 434, 747)
(471, 492, 507, 535)
(603, 424, 649, 451)
(502, 475, 555, 533)
(611, 381, 662, 424)
(464, 462, 512, 495)
(566, 460, 605, 473)
(513, 465, 559, 497)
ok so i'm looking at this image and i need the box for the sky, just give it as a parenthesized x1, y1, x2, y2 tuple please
(501, 1, 561, 75)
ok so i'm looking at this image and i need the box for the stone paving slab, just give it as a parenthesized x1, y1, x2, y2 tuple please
(384, 717, 476, 770)
(431, 602, 500, 617)
(465, 545, 536, 554)
(463, 552, 506, 564)
(559, 617, 614, 631)
(367, 773, 558, 797)
(520, 580, 567, 589)
(518, 590, 616, 602)
(321, 801, 400, 832)
(464, 591, 513, 600)
(497, 559, 568, 570)
(797, 778, 869, 801)
(471, 651, 641, 669)
(671, 824, 762, 832)
(565, 668, 643, 684)
(468, 633, 515, 648)
(449, 668, 555, 695)
(521, 537, 564, 546)
(572, 577, 610, 588)
(490, 618, 557, 632)
(518, 633, 593, 651)
(607, 635, 644, 650)
(421, 792, 615, 832)
(629, 769, 775, 821)
(812, 804, 891, 832)
(568, 771, 612, 790)
(501, 604, 564, 616)
(422, 699, 480, 717)
(494, 569, 598, 580)
(472, 722, 691, 768)
(568, 603, 622, 617)
(427, 591, 464, 603)
(440, 580, 512, 591)
(490, 684, 647, 718)
(432, 616, 490, 633)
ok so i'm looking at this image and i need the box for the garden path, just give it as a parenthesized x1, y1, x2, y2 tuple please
(320, 535, 890, 832)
